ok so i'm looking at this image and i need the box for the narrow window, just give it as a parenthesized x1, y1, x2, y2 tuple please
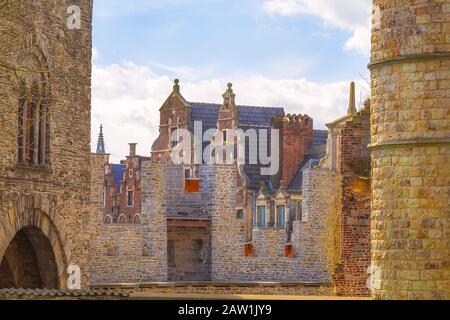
(257, 206, 266, 228)
(236, 209, 244, 220)
(276, 205, 286, 228)
(127, 190, 134, 207)
(223, 130, 228, 144)
(18, 99, 49, 167)
(171, 127, 178, 148)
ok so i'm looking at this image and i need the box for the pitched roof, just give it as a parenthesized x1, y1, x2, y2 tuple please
(237, 106, 285, 127)
(189, 102, 285, 132)
(188, 103, 328, 192)
(288, 157, 322, 191)
(189, 103, 285, 188)
(312, 130, 328, 146)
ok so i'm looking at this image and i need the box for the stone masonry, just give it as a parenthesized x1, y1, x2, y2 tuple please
(370, 0, 450, 300)
(210, 166, 330, 283)
(0, 0, 94, 289)
(90, 161, 168, 283)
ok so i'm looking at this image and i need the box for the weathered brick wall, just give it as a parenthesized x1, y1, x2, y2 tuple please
(370, 0, 450, 300)
(90, 162, 168, 283)
(211, 166, 330, 283)
(334, 111, 371, 297)
(0, 0, 94, 288)
(151, 84, 191, 163)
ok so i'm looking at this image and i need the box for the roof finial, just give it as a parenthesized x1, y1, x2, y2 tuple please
(348, 81, 357, 115)
(173, 79, 180, 94)
(227, 82, 233, 93)
(96, 124, 106, 154)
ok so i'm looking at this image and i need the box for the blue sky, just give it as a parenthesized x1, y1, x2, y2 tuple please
(90, 0, 372, 161)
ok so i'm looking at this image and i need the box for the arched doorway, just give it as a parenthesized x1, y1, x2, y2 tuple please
(0, 227, 58, 289)
(0, 194, 71, 289)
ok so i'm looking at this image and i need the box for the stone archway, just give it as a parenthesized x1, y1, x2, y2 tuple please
(0, 194, 70, 289)
(0, 227, 58, 289)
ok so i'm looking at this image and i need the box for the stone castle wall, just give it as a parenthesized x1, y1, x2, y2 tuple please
(167, 226, 211, 281)
(0, 0, 94, 288)
(211, 166, 330, 283)
(90, 162, 168, 283)
(295, 168, 336, 282)
(370, 0, 450, 300)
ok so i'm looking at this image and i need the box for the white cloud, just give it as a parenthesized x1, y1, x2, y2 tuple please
(92, 47, 99, 60)
(92, 61, 368, 163)
(263, 0, 372, 54)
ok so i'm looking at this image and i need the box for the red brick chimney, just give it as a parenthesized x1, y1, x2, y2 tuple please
(275, 114, 313, 189)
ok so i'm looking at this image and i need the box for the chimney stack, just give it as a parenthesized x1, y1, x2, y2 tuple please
(129, 143, 137, 157)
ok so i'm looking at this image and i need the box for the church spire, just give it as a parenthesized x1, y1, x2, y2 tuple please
(96, 124, 106, 154)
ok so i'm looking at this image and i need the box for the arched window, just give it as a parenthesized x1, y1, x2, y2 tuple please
(104, 215, 113, 224)
(118, 214, 128, 224)
(133, 214, 142, 224)
(16, 37, 50, 168)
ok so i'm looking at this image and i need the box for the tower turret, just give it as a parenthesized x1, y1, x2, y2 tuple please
(369, 0, 450, 300)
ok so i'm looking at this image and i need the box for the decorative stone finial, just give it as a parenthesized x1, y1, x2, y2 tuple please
(222, 82, 236, 110)
(348, 81, 357, 115)
(173, 79, 180, 93)
(259, 181, 268, 194)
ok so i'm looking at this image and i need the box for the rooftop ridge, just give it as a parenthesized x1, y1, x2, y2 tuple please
(189, 101, 284, 110)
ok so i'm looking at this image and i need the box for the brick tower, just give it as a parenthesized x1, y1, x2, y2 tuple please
(369, 1, 450, 299)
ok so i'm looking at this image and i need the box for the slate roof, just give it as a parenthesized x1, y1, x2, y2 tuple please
(189, 102, 285, 132)
(288, 157, 323, 191)
(188, 102, 328, 192)
(189, 102, 284, 190)
(111, 164, 125, 192)
(0, 288, 129, 300)
(312, 130, 328, 146)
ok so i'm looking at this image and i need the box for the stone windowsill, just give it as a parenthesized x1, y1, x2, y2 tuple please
(16, 164, 53, 174)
